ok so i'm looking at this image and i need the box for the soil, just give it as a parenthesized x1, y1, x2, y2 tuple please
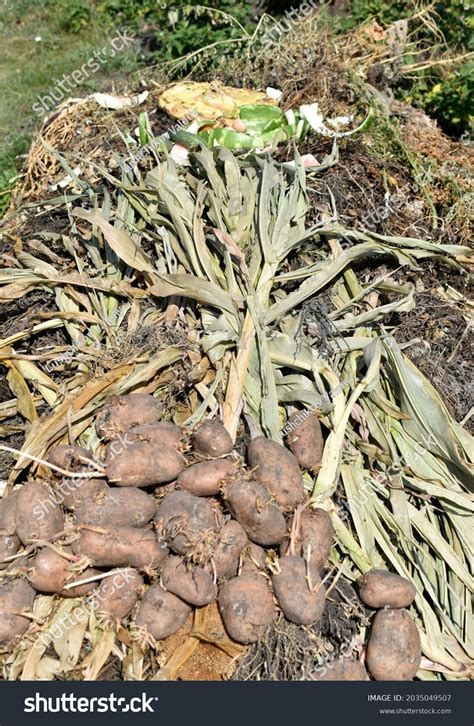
(390, 276, 473, 430)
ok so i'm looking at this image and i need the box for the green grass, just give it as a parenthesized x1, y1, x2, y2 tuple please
(0, 0, 143, 215)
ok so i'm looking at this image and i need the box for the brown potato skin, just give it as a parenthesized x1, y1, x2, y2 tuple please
(286, 412, 324, 470)
(136, 584, 192, 640)
(27, 546, 77, 593)
(15, 482, 65, 546)
(0, 491, 18, 535)
(192, 420, 233, 458)
(27, 548, 99, 597)
(312, 657, 369, 681)
(177, 459, 237, 497)
(154, 490, 220, 558)
(59, 567, 100, 598)
(127, 422, 183, 450)
(358, 569, 416, 609)
(56, 477, 108, 511)
(94, 568, 143, 624)
(0, 534, 21, 566)
(47, 445, 93, 474)
(366, 608, 421, 681)
(106, 440, 185, 487)
(224, 479, 286, 547)
(0, 491, 20, 567)
(247, 437, 306, 511)
(74, 527, 168, 571)
(0, 578, 36, 644)
(162, 556, 216, 606)
(74, 488, 156, 529)
(218, 573, 276, 644)
(96, 394, 163, 440)
(281, 507, 333, 571)
(213, 520, 248, 579)
(272, 555, 326, 625)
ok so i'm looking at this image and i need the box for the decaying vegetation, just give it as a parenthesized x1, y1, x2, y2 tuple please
(0, 9, 472, 681)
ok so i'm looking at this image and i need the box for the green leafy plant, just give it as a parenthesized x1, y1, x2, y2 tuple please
(420, 62, 473, 137)
(338, 0, 473, 136)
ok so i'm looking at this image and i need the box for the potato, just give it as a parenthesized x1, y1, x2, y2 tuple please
(16, 481, 65, 546)
(192, 420, 233, 458)
(247, 437, 305, 511)
(74, 488, 155, 529)
(56, 477, 108, 510)
(218, 573, 276, 644)
(177, 459, 237, 497)
(366, 608, 421, 681)
(312, 657, 369, 681)
(358, 569, 416, 609)
(96, 393, 163, 440)
(0, 491, 20, 566)
(212, 520, 248, 579)
(27, 546, 78, 593)
(154, 490, 221, 560)
(0, 490, 18, 535)
(136, 584, 192, 640)
(59, 567, 100, 598)
(241, 542, 267, 574)
(285, 412, 324, 470)
(106, 440, 185, 487)
(27, 548, 100, 597)
(272, 555, 326, 625)
(127, 422, 183, 450)
(162, 556, 216, 606)
(47, 445, 93, 474)
(223, 478, 286, 546)
(281, 507, 333, 571)
(74, 526, 168, 572)
(0, 534, 21, 566)
(94, 568, 143, 624)
(0, 578, 36, 644)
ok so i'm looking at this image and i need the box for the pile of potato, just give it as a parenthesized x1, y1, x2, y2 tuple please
(314, 568, 420, 680)
(0, 393, 421, 680)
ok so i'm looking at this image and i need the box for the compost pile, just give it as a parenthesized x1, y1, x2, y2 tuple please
(0, 12, 472, 683)
(0, 392, 424, 681)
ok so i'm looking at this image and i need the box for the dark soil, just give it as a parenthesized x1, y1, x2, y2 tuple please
(391, 286, 473, 431)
